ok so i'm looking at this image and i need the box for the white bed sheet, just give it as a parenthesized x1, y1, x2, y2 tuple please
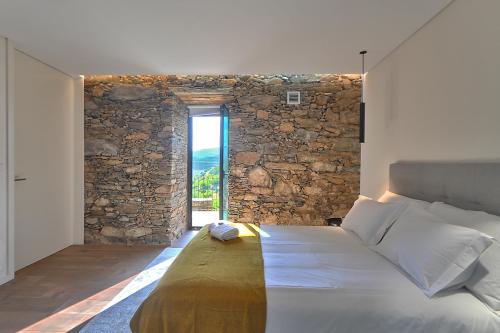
(261, 226, 500, 333)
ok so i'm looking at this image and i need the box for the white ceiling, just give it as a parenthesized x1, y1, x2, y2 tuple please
(0, 0, 453, 76)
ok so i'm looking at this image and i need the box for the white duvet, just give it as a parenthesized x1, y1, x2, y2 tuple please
(260, 226, 500, 333)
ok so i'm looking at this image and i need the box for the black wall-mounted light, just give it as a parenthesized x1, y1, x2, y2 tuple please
(359, 50, 367, 143)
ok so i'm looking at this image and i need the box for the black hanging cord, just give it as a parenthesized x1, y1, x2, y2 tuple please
(359, 50, 367, 143)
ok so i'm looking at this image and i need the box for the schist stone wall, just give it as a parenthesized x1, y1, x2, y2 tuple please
(229, 75, 361, 225)
(84, 77, 188, 245)
(84, 75, 361, 245)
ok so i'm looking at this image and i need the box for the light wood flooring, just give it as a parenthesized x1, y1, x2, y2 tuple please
(0, 231, 197, 333)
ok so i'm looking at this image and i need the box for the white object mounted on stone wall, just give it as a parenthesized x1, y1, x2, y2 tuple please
(286, 91, 300, 105)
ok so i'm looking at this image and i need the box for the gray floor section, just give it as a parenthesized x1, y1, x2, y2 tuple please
(78, 247, 182, 333)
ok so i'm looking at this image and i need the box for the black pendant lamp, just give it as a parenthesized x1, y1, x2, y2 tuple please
(359, 50, 367, 143)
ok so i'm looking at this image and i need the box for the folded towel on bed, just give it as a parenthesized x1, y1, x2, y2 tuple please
(208, 222, 220, 232)
(210, 223, 239, 241)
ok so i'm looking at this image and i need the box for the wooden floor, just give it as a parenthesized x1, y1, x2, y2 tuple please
(0, 231, 197, 333)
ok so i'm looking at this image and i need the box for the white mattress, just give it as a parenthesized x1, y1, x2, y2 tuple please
(261, 226, 500, 333)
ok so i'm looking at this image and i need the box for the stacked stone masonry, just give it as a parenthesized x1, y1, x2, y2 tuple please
(84, 75, 361, 245)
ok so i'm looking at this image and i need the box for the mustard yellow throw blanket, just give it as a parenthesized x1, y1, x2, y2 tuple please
(130, 223, 266, 333)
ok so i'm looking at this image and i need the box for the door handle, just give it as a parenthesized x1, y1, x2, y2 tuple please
(14, 177, 27, 182)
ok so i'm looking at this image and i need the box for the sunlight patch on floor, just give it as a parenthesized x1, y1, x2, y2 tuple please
(18, 249, 180, 333)
(104, 255, 177, 310)
(18, 281, 129, 332)
(192, 210, 219, 227)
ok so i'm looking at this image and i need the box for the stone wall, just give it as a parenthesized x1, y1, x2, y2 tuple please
(84, 76, 187, 245)
(84, 75, 360, 245)
(167, 95, 188, 240)
(228, 75, 361, 225)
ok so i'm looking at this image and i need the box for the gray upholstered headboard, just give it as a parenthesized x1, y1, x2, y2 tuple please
(389, 162, 500, 216)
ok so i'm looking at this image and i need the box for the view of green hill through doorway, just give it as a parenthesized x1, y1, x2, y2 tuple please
(188, 105, 229, 228)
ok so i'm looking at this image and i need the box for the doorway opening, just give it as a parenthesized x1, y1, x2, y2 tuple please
(187, 105, 229, 229)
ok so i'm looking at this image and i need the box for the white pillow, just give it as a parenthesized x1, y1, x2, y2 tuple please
(429, 202, 500, 239)
(341, 196, 405, 245)
(378, 190, 431, 210)
(375, 205, 493, 297)
(429, 202, 500, 310)
(466, 242, 500, 310)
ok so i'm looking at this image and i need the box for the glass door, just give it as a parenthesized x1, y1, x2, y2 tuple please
(188, 111, 221, 229)
(187, 105, 229, 228)
(219, 105, 229, 220)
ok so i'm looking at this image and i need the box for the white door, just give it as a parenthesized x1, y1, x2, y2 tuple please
(0, 37, 9, 283)
(0, 37, 14, 285)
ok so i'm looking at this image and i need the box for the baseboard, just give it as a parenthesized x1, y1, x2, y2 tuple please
(0, 273, 14, 286)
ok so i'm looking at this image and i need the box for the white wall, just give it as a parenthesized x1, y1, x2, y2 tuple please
(361, 0, 500, 198)
(0, 37, 15, 284)
(72, 76, 84, 245)
(14, 50, 83, 270)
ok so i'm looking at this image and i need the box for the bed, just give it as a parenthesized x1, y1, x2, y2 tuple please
(131, 162, 500, 333)
(263, 225, 499, 333)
